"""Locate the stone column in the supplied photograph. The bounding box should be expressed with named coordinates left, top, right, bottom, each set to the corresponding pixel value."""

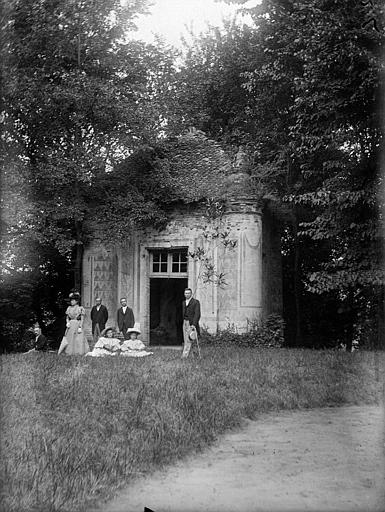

left=217, top=198, right=263, bottom=332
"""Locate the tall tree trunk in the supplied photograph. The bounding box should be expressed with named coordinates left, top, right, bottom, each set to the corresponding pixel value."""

left=337, top=291, right=355, bottom=352
left=286, top=157, right=303, bottom=345
left=74, top=220, right=83, bottom=293
left=344, top=294, right=354, bottom=352
left=293, top=207, right=302, bottom=345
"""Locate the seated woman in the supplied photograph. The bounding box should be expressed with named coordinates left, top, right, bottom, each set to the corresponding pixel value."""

left=85, top=327, right=120, bottom=357
left=120, top=325, right=153, bottom=358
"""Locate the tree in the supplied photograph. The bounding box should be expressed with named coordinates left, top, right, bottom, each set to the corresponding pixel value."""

left=1, top=0, right=180, bottom=346
left=246, top=0, right=384, bottom=348
left=1, top=0, right=176, bottom=288
left=168, top=0, right=384, bottom=347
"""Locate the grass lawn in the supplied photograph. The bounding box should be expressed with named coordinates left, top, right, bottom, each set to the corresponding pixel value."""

left=1, top=346, right=384, bottom=512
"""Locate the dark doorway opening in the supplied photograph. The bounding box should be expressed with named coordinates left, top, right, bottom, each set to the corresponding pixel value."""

left=150, top=278, right=187, bottom=345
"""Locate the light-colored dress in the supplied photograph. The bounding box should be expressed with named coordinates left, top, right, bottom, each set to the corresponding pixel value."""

left=120, top=338, right=153, bottom=358
left=85, top=336, right=121, bottom=357
left=62, top=305, right=89, bottom=355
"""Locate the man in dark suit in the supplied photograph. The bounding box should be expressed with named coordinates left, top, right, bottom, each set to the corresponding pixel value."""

left=25, top=324, right=48, bottom=352
left=90, top=297, right=109, bottom=343
left=117, top=297, right=135, bottom=339
left=181, top=287, right=201, bottom=358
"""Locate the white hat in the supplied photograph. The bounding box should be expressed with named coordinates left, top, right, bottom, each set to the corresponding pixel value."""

left=126, top=322, right=141, bottom=335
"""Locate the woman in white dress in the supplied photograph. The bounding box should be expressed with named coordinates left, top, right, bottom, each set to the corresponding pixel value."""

left=58, top=292, right=89, bottom=355
left=86, top=327, right=121, bottom=357
left=120, top=325, right=153, bottom=358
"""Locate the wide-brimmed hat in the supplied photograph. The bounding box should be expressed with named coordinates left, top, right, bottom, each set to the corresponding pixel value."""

left=101, top=327, right=115, bottom=336
left=126, top=322, right=141, bottom=335
left=189, top=326, right=198, bottom=341
left=69, top=292, right=80, bottom=301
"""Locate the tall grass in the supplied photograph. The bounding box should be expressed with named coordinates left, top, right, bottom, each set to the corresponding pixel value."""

left=0, top=347, right=384, bottom=512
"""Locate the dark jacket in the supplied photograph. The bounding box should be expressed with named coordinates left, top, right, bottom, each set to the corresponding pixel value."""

left=182, top=298, right=201, bottom=335
left=35, top=334, right=48, bottom=351
left=117, top=307, right=135, bottom=332
left=90, top=304, right=108, bottom=332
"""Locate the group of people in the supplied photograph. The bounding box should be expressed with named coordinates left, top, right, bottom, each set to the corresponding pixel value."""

left=53, top=287, right=201, bottom=358
left=56, top=293, right=142, bottom=357
left=86, top=325, right=153, bottom=358
left=89, top=296, right=136, bottom=343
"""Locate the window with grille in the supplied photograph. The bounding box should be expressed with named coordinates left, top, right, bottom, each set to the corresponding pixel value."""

left=152, top=251, right=168, bottom=273
left=150, top=249, right=188, bottom=277
left=172, top=251, right=187, bottom=273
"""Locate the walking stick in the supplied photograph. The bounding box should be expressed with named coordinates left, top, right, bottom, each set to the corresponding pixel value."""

left=196, top=330, right=201, bottom=359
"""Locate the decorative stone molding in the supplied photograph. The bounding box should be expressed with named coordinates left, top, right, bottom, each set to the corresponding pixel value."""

left=82, top=198, right=281, bottom=342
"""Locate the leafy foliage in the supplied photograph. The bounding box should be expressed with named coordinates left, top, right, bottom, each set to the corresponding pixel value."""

left=189, top=197, right=238, bottom=290
left=171, top=0, right=384, bottom=347
left=1, top=0, right=178, bottom=335
left=2, top=0, right=384, bottom=349
left=90, top=130, right=235, bottom=245
left=202, top=314, right=285, bottom=348
left=1, top=0, right=176, bottom=255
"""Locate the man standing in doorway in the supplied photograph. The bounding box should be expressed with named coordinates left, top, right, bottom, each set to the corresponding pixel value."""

left=117, top=298, right=135, bottom=339
left=90, top=297, right=108, bottom=343
left=181, top=288, right=201, bottom=358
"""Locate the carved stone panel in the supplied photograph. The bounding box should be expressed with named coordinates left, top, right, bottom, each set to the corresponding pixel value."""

left=239, top=228, right=262, bottom=308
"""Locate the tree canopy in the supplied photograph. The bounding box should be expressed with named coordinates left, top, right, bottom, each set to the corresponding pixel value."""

left=1, top=0, right=384, bottom=350
left=165, top=0, right=384, bottom=347
left=1, top=0, right=177, bottom=346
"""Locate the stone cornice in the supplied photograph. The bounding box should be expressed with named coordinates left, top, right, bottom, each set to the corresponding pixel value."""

left=225, top=196, right=262, bottom=215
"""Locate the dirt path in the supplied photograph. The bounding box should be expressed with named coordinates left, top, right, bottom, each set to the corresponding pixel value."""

left=92, top=405, right=385, bottom=512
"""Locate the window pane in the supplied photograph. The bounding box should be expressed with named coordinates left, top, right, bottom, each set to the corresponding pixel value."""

left=151, top=250, right=188, bottom=273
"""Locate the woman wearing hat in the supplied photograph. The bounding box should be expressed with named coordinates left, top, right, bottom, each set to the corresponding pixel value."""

left=58, top=292, right=89, bottom=355
left=120, top=324, right=153, bottom=357
left=85, top=327, right=120, bottom=357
